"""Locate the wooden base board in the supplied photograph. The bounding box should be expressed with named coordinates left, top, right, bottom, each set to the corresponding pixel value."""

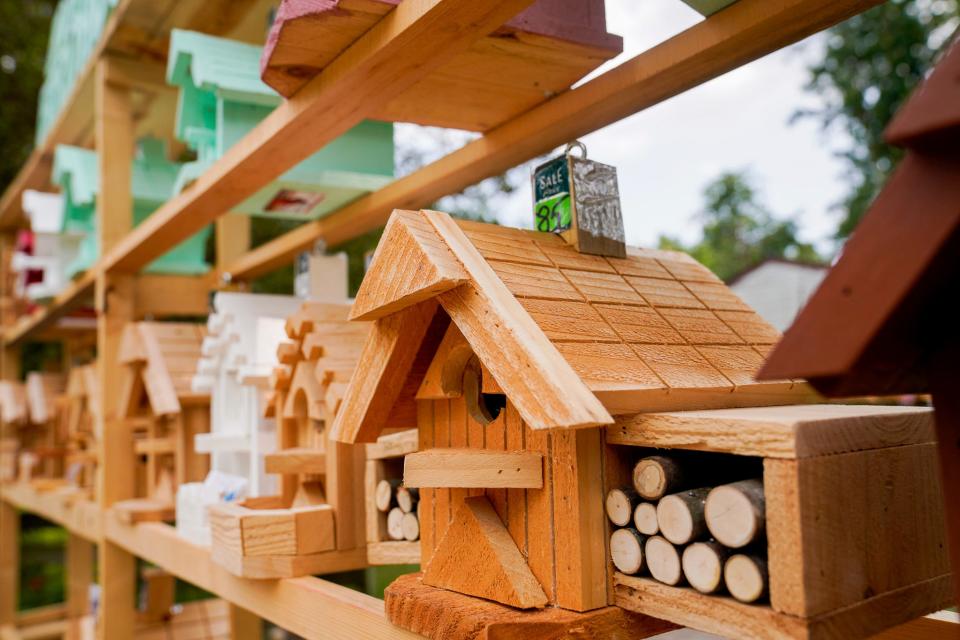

left=112, top=498, right=176, bottom=524
left=210, top=545, right=368, bottom=580
left=367, top=541, right=420, bottom=566
left=614, top=573, right=955, bottom=640
left=384, top=573, right=676, bottom=640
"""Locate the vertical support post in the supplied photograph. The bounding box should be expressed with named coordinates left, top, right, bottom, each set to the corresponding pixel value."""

left=216, top=215, right=251, bottom=281
left=0, top=499, right=18, bottom=631
left=931, top=339, right=960, bottom=606
left=228, top=605, right=262, bottom=640
left=95, top=58, right=137, bottom=640
left=66, top=534, right=94, bottom=618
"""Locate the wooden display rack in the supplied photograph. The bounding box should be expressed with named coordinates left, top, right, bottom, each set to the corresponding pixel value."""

left=1, top=1, right=956, bottom=639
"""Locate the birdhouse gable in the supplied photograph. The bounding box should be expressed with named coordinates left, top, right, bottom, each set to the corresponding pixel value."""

left=334, top=209, right=813, bottom=444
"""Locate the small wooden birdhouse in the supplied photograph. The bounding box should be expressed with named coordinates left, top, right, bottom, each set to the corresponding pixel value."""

left=21, top=372, right=66, bottom=483
left=0, top=381, right=27, bottom=482
left=61, top=364, right=99, bottom=497
left=51, top=139, right=211, bottom=278
left=208, top=301, right=371, bottom=579
left=14, top=190, right=82, bottom=301
left=331, top=209, right=950, bottom=639
left=178, top=293, right=303, bottom=546
left=167, top=30, right=394, bottom=220
left=112, top=322, right=210, bottom=524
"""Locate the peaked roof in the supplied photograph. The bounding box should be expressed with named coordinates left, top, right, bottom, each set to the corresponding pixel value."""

left=275, top=302, right=370, bottom=423
left=25, top=372, right=65, bottom=425
left=334, top=210, right=812, bottom=442
left=0, top=381, right=27, bottom=425
left=119, top=322, right=207, bottom=416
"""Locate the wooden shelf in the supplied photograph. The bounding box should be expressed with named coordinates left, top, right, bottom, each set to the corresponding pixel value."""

left=0, top=483, right=100, bottom=542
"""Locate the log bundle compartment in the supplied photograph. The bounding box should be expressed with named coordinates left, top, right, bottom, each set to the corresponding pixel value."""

left=365, top=429, right=422, bottom=566
left=603, top=404, right=951, bottom=640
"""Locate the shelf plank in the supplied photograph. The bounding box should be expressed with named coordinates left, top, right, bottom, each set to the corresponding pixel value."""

left=100, top=0, right=540, bottom=276
left=0, top=483, right=101, bottom=542
left=224, top=0, right=884, bottom=282
left=105, top=518, right=422, bottom=640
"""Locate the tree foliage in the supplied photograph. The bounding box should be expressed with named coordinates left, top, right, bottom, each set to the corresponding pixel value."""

left=796, top=0, right=959, bottom=237
left=659, top=171, right=820, bottom=282
left=0, top=0, right=57, bottom=191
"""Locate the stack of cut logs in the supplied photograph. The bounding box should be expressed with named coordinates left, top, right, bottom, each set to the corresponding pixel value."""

left=607, top=454, right=768, bottom=604
left=376, top=479, right=421, bottom=542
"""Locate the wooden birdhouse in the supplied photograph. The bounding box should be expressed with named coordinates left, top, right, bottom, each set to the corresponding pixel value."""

left=112, top=322, right=211, bottom=524
left=208, top=302, right=371, bottom=579
left=0, top=381, right=27, bottom=482
left=21, top=372, right=67, bottom=484
left=178, top=292, right=303, bottom=546
left=14, top=190, right=81, bottom=301
left=60, top=364, right=100, bottom=497
left=260, top=0, right=624, bottom=132
left=51, top=139, right=211, bottom=279
left=166, top=30, right=394, bottom=220
left=330, top=209, right=951, bottom=639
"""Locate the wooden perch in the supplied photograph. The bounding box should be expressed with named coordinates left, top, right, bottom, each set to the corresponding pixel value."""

left=633, top=456, right=687, bottom=500
left=263, top=448, right=326, bottom=475
left=404, top=448, right=542, bottom=489
left=633, top=502, right=659, bottom=536
left=656, top=488, right=710, bottom=545
left=605, top=487, right=640, bottom=527
left=610, top=528, right=646, bottom=575
left=645, top=535, right=684, bottom=586
left=424, top=496, right=548, bottom=609
left=705, top=479, right=765, bottom=548
left=725, top=553, right=768, bottom=604
left=682, top=541, right=729, bottom=595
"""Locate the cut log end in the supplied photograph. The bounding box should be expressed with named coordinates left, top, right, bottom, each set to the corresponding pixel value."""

left=633, top=456, right=682, bottom=500
left=633, top=502, right=659, bottom=536
left=681, top=541, right=728, bottom=594
left=397, top=486, right=420, bottom=513
left=644, top=535, right=683, bottom=586
left=705, top=479, right=765, bottom=549
left=387, top=507, right=406, bottom=541
left=724, top=554, right=768, bottom=604
left=656, top=487, right=710, bottom=545
left=606, top=487, right=640, bottom=527
left=401, top=511, right=420, bottom=541
left=610, top=528, right=646, bottom=575
left=376, top=478, right=399, bottom=512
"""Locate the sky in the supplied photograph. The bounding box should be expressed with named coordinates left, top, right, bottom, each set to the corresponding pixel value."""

left=398, top=0, right=856, bottom=256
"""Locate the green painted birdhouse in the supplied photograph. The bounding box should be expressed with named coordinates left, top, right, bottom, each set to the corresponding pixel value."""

left=167, top=30, right=394, bottom=221
left=52, top=139, right=211, bottom=278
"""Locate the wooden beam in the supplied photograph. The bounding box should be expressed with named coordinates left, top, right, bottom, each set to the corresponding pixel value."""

left=3, top=274, right=96, bottom=347
left=134, top=274, right=213, bottom=318
left=66, top=534, right=94, bottom=618
left=224, top=0, right=883, bottom=281
left=105, top=519, right=423, bottom=640
left=100, top=0, right=539, bottom=275
left=404, top=449, right=542, bottom=489
left=0, top=500, right=17, bottom=628
left=263, top=448, right=326, bottom=475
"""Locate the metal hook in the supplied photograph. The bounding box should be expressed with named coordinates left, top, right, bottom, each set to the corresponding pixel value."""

left=564, top=140, right=588, bottom=159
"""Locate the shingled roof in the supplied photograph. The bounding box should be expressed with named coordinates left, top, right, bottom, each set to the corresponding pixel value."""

left=333, top=210, right=813, bottom=442
left=119, top=322, right=208, bottom=416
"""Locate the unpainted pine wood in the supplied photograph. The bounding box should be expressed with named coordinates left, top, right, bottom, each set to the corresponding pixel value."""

left=385, top=573, right=675, bottom=640
left=465, top=402, right=486, bottom=498
left=426, top=210, right=612, bottom=432
left=423, top=497, right=547, bottom=609
left=331, top=300, right=439, bottom=443
left=764, top=444, right=950, bottom=618
left=404, top=448, right=542, bottom=489
left=227, top=604, right=261, bottom=640
left=447, top=398, right=469, bottom=510
left=524, top=415, right=555, bottom=604
left=351, top=210, right=467, bottom=321
left=367, top=541, right=421, bottom=566
left=484, top=410, right=508, bottom=523
left=238, top=505, right=335, bottom=557
left=504, top=404, right=526, bottom=555
left=551, top=427, right=609, bottom=611
left=608, top=404, right=934, bottom=458
left=417, top=401, right=435, bottom=565
left=264, top=449, right=326, bottom=475
left=0, top=500, right=17, bottom=627
left=415, top=323, right=473, bottom=400
left=366, top=428, right=419, bottom=460
left=325, top=433, right=368, bottom=551
left=431, top=399, right=451, bottom=557
left=66, top=534, right=94, bottom=618
left=215, top=215, right=250, bottom=273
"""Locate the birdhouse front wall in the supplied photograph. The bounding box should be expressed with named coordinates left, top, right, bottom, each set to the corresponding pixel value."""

left=416, top=394, right=609, bottom=612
